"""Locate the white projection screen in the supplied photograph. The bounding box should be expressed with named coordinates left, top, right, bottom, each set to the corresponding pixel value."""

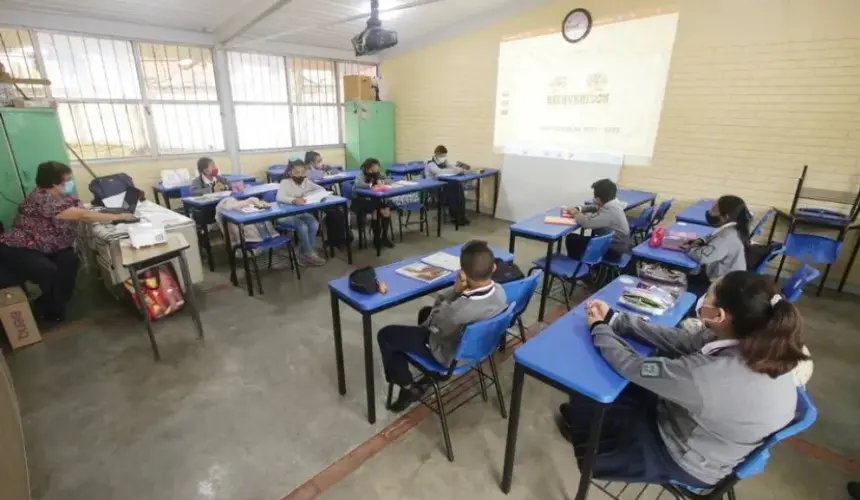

left=494, top=12, right=679, bottom=165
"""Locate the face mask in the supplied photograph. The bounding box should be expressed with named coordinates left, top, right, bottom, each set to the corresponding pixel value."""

left=705, top=212, right=721, bottom=226
left=292, top=177, right=305, bottom=185
left=694, top=295, right=706, bottom=318
left=366, top=172, right=379, bottom=180
left=436, top=156, right=447, bottom=164
left=61, top=179, right=76, bottom=196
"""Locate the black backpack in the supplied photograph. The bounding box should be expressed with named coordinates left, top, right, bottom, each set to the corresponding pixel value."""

left=88, top=173, right=139, bottom=207
left=746, top=242, right=783, bottom=272
left=324, top=209, right=353, bottom=246
left=492, top=258, right=524, bottom=284
left=349, top=267, right=378, bottom=294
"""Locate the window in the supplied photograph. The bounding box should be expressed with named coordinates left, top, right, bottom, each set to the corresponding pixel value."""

left=228, top=51, right=291, bottom=151
left=38, top=32, right=150, bottom=159
left=138, top=43, right=223, bottom=154
left=337, top=62, right=378, bottom=141
left=0, top=29, right=47, bottom=98
left=288, top=58, right=339, bottom=147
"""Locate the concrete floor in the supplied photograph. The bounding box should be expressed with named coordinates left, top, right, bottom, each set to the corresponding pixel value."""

left=4, top=214, right=859, bottom=500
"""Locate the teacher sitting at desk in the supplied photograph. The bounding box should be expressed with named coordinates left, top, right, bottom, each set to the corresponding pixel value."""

left=0, top=161, right=136, bottom=322
left=558, top=271, right=808, bottom=488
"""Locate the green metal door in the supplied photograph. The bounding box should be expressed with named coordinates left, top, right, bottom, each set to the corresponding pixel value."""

left=0, top=121, right=25, bottom=229
left=0, top=108, right=70, bottom=195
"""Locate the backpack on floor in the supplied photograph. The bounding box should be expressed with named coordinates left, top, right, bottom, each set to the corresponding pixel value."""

left=123, top=263, right=185, bottom=321
left=324, top=209, right=353, bottom=246
left=493, top=258, right=524, bottom=284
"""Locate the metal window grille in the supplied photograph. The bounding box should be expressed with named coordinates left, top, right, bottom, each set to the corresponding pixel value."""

left=37, top=32, right=151, bottom=159
left=138, top=43, right=223, bottom=155
left=227, top=51, right=292, bottom=151
left=288, top=57, right=339, bottom=147
left=0, top=29, right=47, bottom=99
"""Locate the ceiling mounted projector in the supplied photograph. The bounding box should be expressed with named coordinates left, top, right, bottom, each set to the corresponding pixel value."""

left=352, top=0, right=399, bottom=56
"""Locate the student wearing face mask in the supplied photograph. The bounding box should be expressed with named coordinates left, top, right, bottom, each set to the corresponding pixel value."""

left=557, top=271, right=808, bottom=488
left=681, top=195, right=750, bottom=296
left=190, top=157, right=229, bottom=196
left=0, top=162, right=136, bottom=322
left=353, top=158, right=396, bottom=249
left=425, top=145, right=471, bottom=226
left=276, top=160, right=326, bottom=266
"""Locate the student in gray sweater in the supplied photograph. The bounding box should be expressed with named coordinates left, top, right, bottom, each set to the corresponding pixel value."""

left=564, top=178, right=631, bottom=261
left=558, top=271, right=808, bottom=487
left=377, top=240, right=508, bottom=412
left=276, top=160, right=327, bottom=266
left=190, top=157, right=229, bottom=196
left=682, top=195, right=749, bottom=296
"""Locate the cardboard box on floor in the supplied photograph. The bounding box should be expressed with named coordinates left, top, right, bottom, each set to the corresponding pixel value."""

left=343, top=75, right=374, bottom=100
left=0, top=287, right=41, bottom=350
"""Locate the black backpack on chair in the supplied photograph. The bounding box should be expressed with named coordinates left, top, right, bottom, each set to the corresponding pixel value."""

left=492, top=258, right=524, bottom=284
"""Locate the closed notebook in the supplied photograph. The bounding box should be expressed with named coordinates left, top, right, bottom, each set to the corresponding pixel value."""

left=544, top=216, right=576, bottom=226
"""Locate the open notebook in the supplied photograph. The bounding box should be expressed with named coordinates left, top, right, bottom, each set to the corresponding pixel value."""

left=421, top=252, right=461, bottom=272
left=304, top=190, right=333, bottom=204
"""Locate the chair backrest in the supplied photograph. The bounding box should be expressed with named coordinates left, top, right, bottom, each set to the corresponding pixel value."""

left=751, top=209, right=774, bottom=238
left=259, top=190, right=278, bottom=203
left=735, top=388, right=817, bottom=480
left=781, top=264, right=820, bottom=303
left=179, top=185, right=192, bottom=198
left=451, top=303, right=516, bottom=369
left=652, top=199, right=673, bottom=225
left=501, top=273, right=541, bottom=318
left=630, top=206, right=655, bottom=233
left=784, top=233, right=842, bottom=264
left=752, top=245, right=784, bottom=274
left=581, top=233, right=614, bottom=264
left=269, top=164, right=287, bottom=182
left=341, top=180, right=354, bottom=199
left=389, top=172, right=406, bottom=181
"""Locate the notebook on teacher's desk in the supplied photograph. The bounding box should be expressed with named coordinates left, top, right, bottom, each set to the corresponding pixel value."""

left=396, top=262, right=451, bottom=284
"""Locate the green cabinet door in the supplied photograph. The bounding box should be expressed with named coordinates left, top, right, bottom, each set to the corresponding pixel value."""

left=344, top=101, right=395, bottom=172
left=0, top=108, right=70, bottom=195
left=0, top=126, right=25, bottom=229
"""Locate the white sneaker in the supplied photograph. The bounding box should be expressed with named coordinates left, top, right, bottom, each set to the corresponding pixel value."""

left=305, top=252, right=325, bottom=266
left=295, top=254, right=307, bottom=267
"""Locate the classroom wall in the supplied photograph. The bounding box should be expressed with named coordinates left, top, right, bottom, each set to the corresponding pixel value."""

left=381, top=0, right=860, bottom=286
left=70, top=147, right=346, bottom=196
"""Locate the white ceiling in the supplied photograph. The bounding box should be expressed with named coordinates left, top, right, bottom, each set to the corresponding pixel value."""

left=0, top=0, right=553, bottom=57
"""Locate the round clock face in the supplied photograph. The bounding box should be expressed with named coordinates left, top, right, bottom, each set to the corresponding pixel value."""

left=562, top=8, right=592, bottom=43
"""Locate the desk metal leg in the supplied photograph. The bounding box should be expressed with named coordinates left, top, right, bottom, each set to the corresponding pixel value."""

left=130, top=267, right=160, bottom=361
left=492, top=173, right=500, bottom=219
left=342, top=203, right=353, bottom=265
left=509, top=232, right=516, bottom=254
left=374, top=211, right=382, bottom=258
left=362, top=313, right=376, bottom=424
left=538, top=241, right=554, bottom=322
left=838, top=232, right=860, bottom=292
left=331, top=292, right=346, bottom=395
left=152, top=188, right=160, bottom=207
left=177, top=251, right=204, bottom=339
left=476, top=179, right=481, bottom=215
left=201, top=220, right=214, bottom=272
left=238, top=225, right=255, bottom=297
left=501, top=364, right=525, bottom=493
left=223, top=219, right=237, bottom=286
left=437, top=187, right=443, bottom=237
left=574, top=403, right=608, bottom=500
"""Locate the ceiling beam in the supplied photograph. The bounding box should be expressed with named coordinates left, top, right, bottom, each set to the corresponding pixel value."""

left=213, top=0, right=294, bottom=45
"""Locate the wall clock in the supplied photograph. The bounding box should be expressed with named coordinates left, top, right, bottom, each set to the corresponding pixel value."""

left=562, top=8, right=592, bottom=43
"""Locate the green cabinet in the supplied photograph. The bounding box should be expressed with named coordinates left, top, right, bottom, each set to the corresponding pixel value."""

left=344, top=100, right=394, bottom=172
left=0, top=108, right=70, bottom=229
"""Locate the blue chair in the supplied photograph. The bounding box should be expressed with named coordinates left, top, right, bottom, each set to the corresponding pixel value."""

left=180, top=185, right=217, bottom=271
left=781, top=264, right=821, bottom=303
left=529, top=233, right=614, bottom=309
left=266, top=164, right=287, bottom=183
left=651, top=199, right=674, bottom=229
left=775, top=232, right=842, bottom=296
left=392, top=303, right=516, bottom=462
left=629, top=205, right=656, bottom=244
left=389, top=171, right=429, bottom=241
left=751, top=208, right=775, bottom=239
left=501, top=273, right=541, bottom=344
left=595, top=388, right=817, bottom=500
left=234, top=224, right=299, bottom=295
left=752, top=244, right=784, bottom=274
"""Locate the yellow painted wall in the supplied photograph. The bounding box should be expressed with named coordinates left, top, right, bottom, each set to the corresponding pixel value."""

left=382, top=0, right=860, bottom=286
left=70, top=147, right=346, bottom=196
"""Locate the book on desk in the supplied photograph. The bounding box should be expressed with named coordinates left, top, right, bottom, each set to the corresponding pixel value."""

left=396, top=262, right=451, bottom=283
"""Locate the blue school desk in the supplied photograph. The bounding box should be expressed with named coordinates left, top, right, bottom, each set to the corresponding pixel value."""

left=179, top=182, right=280, bottom=209
left=675, top=199, right=714, bottom=225
left=354, top=178, right=447, bottom=256
left=508, top=208, right=581, bottom=322
left=500, top=275, right=696, bottom=499
left=328, top=244, right=514, bottom=424
left=266, top=164, right=345, bottom=182
left=585, top=189, right=657, bottom=211
left=386, top=163, right=426, bottom=178
left=631, top=222, right=714, bottom=270
left=437, top=169, right=501, bottom=220
left=313, top=170, right=358, bottom=194
left=151, top=174, right=257, bottom=209
left=221, top=196, right=352, bottom=296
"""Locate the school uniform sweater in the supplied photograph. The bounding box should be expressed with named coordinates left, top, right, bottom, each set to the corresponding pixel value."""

left=591, top=312, right=797, bottom=486
left=687, top=223, right=746, bottom=280
left=425, top=157, right=464, bottom=179
left=276, top=178, right=325, bottom=204
left=573, top=199, right=632, bottom=255
left=190, top=174, right=229, bottom=196
left=423, top=282, right=508, bottom=366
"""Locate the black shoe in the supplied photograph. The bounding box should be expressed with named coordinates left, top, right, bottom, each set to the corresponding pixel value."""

left=459, top=217, right=471, bottom=226
left=389, top=385, right=427, bottom=413
left=555, top=413, right=574, bottom=445
left=382, top=238, right=395, bottom=249
left=848, top=482, right=860, bottom=500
